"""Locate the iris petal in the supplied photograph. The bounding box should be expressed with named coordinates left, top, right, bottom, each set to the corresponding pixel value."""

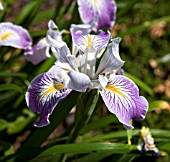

left=66, top=70, right=92, bottom=92
left=71, top=28, right=110, bottom=54
left=78, top=0, right=117, bottom=30
left=95, top=38, right=124, bottom=77
left=24, top=38, right=51, bottom=65
left=100, top=75, right=148, bottom=129
left=0, top=22, right=32, bottom=49
left=25, top=72, right=71, bottom=127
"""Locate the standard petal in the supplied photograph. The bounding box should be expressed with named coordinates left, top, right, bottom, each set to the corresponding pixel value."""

left=95, top=37, right=124, bottom=77
left=78, top=0, right=117, bottom=30
left=77, top=0, right=95, bottom=25
left=71, top=28, right=110, bottom=54
left=25, top=72, right=71, bottom=127
left=66, top=70, right=92, bottom=92
left=47, top=20, right=63, bottom=41
left=71, top=28, right=110, bottom=77
left=0, top=22, right=32, bottom=49
left=99, top=75, right=148, bottom=129
left=24, top=38, right=51, bottom=65
left=71, top=16, right=98, bottom=56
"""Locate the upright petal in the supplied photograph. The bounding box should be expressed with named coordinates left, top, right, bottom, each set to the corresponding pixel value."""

left=25, top=71, right=71, bottom=127
left=100, top=75, right=148, bottom=129
left=71, top=16, right=98, bottom=56
left=0, top=22, right=32, bottom=49
left=78, top=0, right=117, bottom=30
left=71, top=28, right=110, bottom=54
left=47, top=34, right=78, bottom=71
left=47, top=20, right=65, bottom=41
left=71, top=28, right=110, bottom=77
left=24, top=38, right=50, bottom=65
left=95, top=38, right=124, bottom=77
left=71, top=15, right=98, bottom=35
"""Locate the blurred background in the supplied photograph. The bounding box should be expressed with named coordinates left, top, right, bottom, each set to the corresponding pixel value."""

left=0, top=0, right=170, bottom=161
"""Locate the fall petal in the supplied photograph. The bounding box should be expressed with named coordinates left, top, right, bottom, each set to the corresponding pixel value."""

left=25, top=72, right=71, bottom=127
left=100, top=75, right=148, bottom=129
left=0, top=22, right=32, bottom=49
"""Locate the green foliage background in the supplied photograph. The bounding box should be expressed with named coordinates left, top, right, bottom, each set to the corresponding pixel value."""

left=0, top=0, right=170, bottom=161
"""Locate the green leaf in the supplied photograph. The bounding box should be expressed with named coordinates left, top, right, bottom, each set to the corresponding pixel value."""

left=0, top=118, right=9, bottom=131
left=0, top=71, right=27, bottom=78
left=127, top=120, right=133, bottom=145
left=15, top=0, right=45, bottom=25
left=113, top=154, right=136, bottom=162
left=0, top=84, right=23, bottom=93
left=83, top=129, right=139, bottom=142
left=7, top=109, right=36, bottom=135
left=60, top=90, right=99, bottom=161
left=149, top=100, right=170, bottom=112
left=68, top=90, right=99, bottom=143
left=124, top=72, right=153, bottom=96
left=29, top=30, right=47, bottom=37
left=32, top=9, right=55, bottom=24
left=6, top=91, right=80, bottom=162
left=80, top=114, right=118, bottom=134
left=151, top=129, right=170, bottom=139
left=35, top=55, right=56, bottom=75
left=118, top=16, right=170, bottom=37
left=117, top=0, right=138, bottom=19
left=40, top=143, right=137, bottom=156
left=78, top=151, right=115, bottom=162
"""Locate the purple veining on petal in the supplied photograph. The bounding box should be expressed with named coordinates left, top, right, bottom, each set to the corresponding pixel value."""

left=95, top=37, right=124, bottom=77
left=0, top=22, right=32, bottom=49
left=77, top=0, right=117, bottom=30
left=96, top=0, right=117, bottom=30
left=99, top=75, right=148, bottom=129
left=94, top=30, right=110, bottom=54
left=25, top=72, right=71, bottom=127
left=71, top=27, right=110, bottom=55
left=24, top=38, right=51, bottom=65
left=77, top=0, right=95, bottom=24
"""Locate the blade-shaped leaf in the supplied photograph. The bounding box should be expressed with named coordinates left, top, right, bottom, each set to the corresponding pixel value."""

left=40, top=142, right=137, bottom=156
left=6, top=91, right=79, bottom=162
left=149, top=100, right=170, bottom=112
left=0, top=84, right=23, bottom=93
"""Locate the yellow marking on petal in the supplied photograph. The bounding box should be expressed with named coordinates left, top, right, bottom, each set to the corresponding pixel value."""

left=93, top=0, right=97, bottom=4
left=87, top=35, right=92, bottom=48
left=98, top=49, right=105, bottom=56
left=41, top=83, right=64, bottom=97
left=61, top=67, right=70, bottom=71
left=1, top=32, right=14, bottom=41
left=105, top=84, right=126, bottom=98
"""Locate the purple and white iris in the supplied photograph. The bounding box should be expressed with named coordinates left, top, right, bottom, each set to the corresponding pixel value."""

left=0, top=22, right=32, bottom=49
left=77, top=0, right=117, bottom=30
left=25, top=25, right=148, bottom=129
left=24, top=20, right=65, bottom=65
left=0, top=21, right=65, bottom=65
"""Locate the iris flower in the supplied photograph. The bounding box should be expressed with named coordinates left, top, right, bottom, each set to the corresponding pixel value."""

left=138, top=126, right=160, bottom=156
left=0, top=21, right=67, bottom=65
left=26, top=26, right=148, bottom=129
left=24, top=20, right=65, bottom=65
left=77, top=0, right=117, bottom=30
left=0, top=22, right=32, bottom=49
